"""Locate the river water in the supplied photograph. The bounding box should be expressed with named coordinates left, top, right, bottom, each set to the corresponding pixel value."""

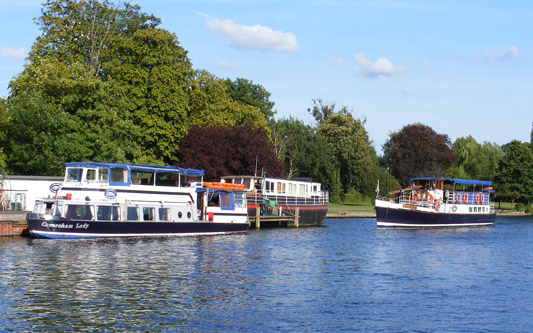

left=2, top=216, right=533, bottom=331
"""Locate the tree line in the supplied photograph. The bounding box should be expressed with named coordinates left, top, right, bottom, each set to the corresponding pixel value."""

left=0, top=0, right=531, bottom=209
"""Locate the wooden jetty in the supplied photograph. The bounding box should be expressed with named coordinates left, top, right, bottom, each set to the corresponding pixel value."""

left=250, top=207, right=301, bottom=228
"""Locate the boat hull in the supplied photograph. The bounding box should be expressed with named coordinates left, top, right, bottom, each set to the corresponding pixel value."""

left=27, top=218, right=248, bottom=239
left=375, top=206, right=495, bottom=227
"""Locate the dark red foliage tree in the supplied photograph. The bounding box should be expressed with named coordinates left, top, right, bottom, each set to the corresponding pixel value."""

left=177, top=124, right=284, bottom=181
left=383, top=123, right=457, bottom=186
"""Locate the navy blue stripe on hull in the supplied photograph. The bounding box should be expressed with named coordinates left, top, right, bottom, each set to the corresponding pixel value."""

left=375, top=207, right=495, bottom=227
left=28, top=219, right=248, bottom=239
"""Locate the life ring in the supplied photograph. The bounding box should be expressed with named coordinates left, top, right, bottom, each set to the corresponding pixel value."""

left=463, top=193, right=468, bottom=203
left=480, top=194, right=485, bottom=204
left=427, top=193, right=434, bottom=202
left=475, top=194, right=480, bottom=203
left=455, top=193, right=461, bottom=203
left=434, top=200, right=441, bottom=211
left=411, top=193, right=420, bottom=201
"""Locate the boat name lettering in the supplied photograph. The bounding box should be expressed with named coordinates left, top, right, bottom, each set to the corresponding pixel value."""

left=42, top=222, right=73, bottom=229
left=75, top=223, right=90, bottom=229
left=402, top=204, right=417, bottom=210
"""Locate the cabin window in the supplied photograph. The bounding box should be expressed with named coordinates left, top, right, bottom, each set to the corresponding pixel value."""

left=159, top=208, right=170, bottom=221
left=208, top=193, right=220, bottom=207
left=131, top=170, right=154, bottom=185
left=313, top=185, right=318, bottom=193
left=299, top=184, right=306, bottom=196
left=156, top=172, right=178, bottom=187
left=65, top=205, right=93, bottom=220
left=235, top=193, right=246, bottom=208
left=143, top=207, right=155, bottom=221
left=98, top=168, right=109, bottom=182
left=97, top=206, right=120, bottom=221
left=66, top=168, right=83, bottom=182
left=243, top=178, right=251, bottom=189
left=127, top=207, right=139, bottom=221
left=469, top=207, right=473, bottom=213
left=220, top=193, right=235, bottom=210
left=86, top=169, right=96, bottom=181
left=110, top=167, right=128, bottom=184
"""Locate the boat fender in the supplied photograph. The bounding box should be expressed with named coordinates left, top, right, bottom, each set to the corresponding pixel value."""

left=427, top=194, right=434, bottom=202
left=434, top=200, right=441, bottom=211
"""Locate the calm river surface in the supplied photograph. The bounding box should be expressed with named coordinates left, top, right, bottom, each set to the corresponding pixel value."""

left=2, top=216, right=533, bottom=331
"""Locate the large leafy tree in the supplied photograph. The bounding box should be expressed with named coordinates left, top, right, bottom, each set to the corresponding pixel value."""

left=316, top=112, right=374, bottom=193
left=383, top=123, right=457, bottom=186
left=446, top=135, right=503, bottom=180
left=6, top=61, right=140, bottom=175
left=270, top=117, right=341, bottom=200
left=0, top=98, right=8, bottom=169
left=224, top=78, right=276, bottom=122
left=187, top=71, right=268, bottom=130
left=177, top=124, right=283, bottom=181
left=495, top=140, right=533, bottom=205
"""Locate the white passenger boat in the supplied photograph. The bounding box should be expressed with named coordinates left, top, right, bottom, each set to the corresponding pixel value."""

left=375, top=177, right=496, bottom=227
left=27, top=162, right=249, bottom=238
left=221, top=175, right=329, bottom=226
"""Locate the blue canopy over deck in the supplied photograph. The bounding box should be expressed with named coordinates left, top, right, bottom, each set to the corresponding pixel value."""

left=65, top=162, right=205, bottom=177
left=409, top=177, right=492, bottom=186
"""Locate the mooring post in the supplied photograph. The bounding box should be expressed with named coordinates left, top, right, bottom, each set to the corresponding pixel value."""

left=255, top=206, right=261, bottom=229
left=294, top=207, right=300, bottom=227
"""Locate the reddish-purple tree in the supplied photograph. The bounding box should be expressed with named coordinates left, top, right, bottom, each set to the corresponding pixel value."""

left=383, top=123, right=457, bottom=186
left=177, top=124, right=284, bottom=181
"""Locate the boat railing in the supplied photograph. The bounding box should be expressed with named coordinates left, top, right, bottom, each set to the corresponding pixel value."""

left=385, top=190, right=494, bottom=211
left=249, top=191, right=329, bottom=206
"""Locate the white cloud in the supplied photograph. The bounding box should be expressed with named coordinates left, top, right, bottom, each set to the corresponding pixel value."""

left=464, top=46, right=519, bottom=65
left=216, top=61, right=239, bottom=69
left=482, top=46, right=518, bottom=64
left=402, top=88, right=412, bottom=95
left=354, top=53, right=403, bottom=78
left=0, top=46, right=26, bottom=59
left=329, top=57, right=345, bottom=66
left=205, top=18, right=298, bottom=52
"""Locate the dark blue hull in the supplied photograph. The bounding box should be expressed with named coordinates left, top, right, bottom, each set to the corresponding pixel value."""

left=27, top=218, right=248, bottom=239
left=375, top=206, right=495, bottom=227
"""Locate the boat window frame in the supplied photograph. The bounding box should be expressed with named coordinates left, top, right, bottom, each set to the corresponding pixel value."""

left=220, top=192, right=235, bottom=211
left=126, top=207, right=139, bottom=221
left=109, top=166, right=129, bottom=186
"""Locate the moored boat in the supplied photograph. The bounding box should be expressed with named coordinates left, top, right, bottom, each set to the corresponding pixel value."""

left=375, top=177, right=496, bottom=227
left=27, top=162, right=249, bottom=238
left=220, top=175, right=329, bottom=226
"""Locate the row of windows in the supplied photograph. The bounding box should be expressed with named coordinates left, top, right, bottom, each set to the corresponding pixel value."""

left=65, top=204, right=192, bottom=222
left=469, top=206, right=490, bottom=213
left=264, top=181, right=319, bottom=196
left=65, top=167, right=186, bottom=187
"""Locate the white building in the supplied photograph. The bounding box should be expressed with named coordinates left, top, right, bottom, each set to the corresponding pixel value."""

left=1, top=175, right=63, bottom=211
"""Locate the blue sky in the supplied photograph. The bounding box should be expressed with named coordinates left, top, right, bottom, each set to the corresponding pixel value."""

left=1, top=0, right=532, bottom=153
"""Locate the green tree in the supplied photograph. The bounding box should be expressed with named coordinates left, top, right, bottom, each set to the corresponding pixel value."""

left=6, top=61, right=140, bottom=175
left=188, top=71, right=268, bottom=130
left=225, top=78, right=276, bottom=122
left=270, top=117, right=340, bottom=200
left=106, top=27, right=193, bottom=164
left=0, top=98, right=8, bottom=169
left=446, top=136, right=503, bottom=180
left=384, top=123, right=457, bottom=186
left=495, top=140, right=533, bottom=205
left=307, top=97, right=349, bottom=124
left=317, top=112, right=374, bottom=194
